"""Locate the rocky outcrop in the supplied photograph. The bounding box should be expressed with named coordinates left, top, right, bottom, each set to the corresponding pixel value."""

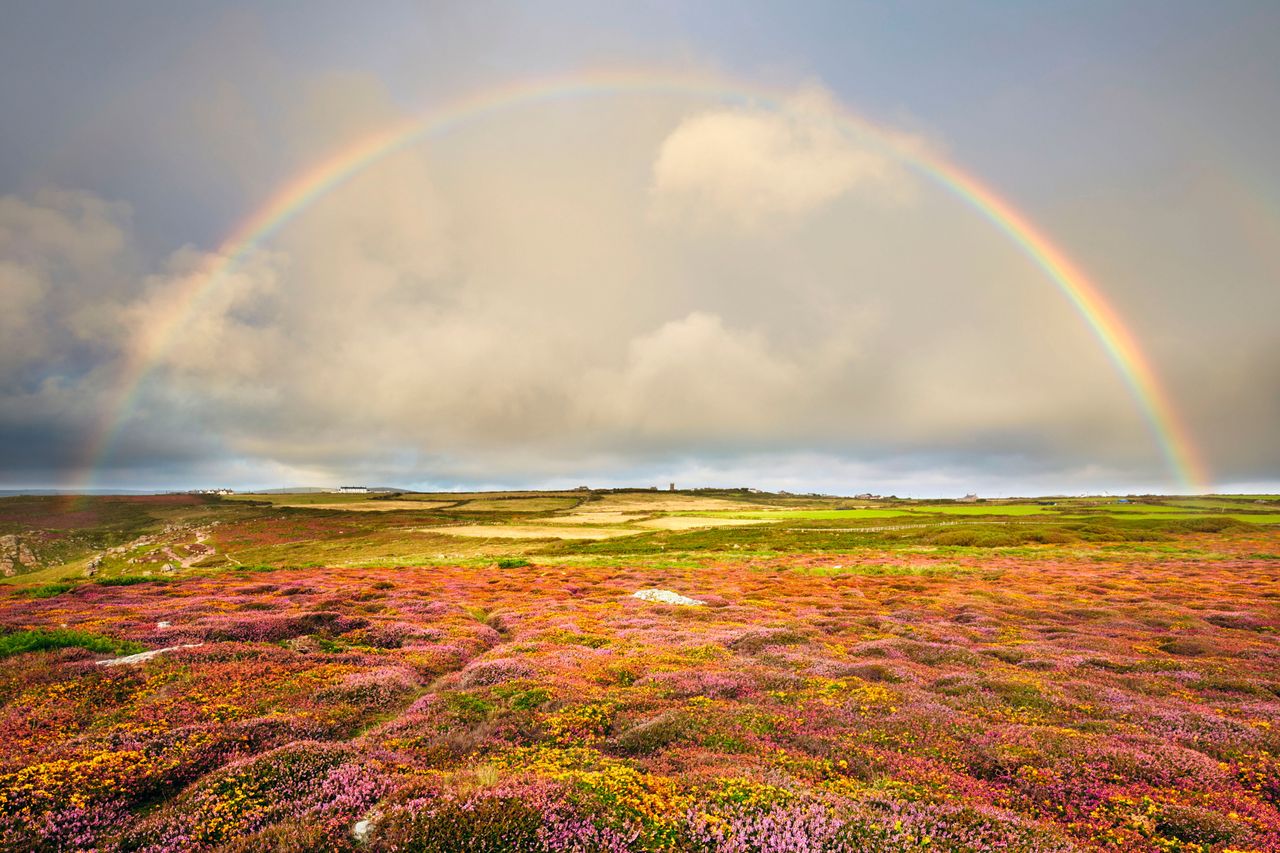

left=0, top=534, right=38, bottom=577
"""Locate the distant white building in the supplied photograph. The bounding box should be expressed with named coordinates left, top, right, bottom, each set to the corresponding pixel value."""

left=958, top=493, right=979, bottom=502
left=337, top=486, right=369, bottom=494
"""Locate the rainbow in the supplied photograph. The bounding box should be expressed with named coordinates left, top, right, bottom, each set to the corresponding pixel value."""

left=74, top=67, right=1212, bottom=493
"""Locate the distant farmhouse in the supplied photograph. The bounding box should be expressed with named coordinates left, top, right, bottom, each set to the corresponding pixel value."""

left=191, top=488, right=234, bottom=495
left=336, top=486, right=369, bottom=494
left=958, top=493, right=980, bottom=502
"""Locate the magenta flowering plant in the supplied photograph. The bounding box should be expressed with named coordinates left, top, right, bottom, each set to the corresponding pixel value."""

left=0, top=526, right=1278, bottom=850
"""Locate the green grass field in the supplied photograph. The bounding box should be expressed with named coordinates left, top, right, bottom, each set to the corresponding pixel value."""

left=2, top=490, right=1278, bottom=582
left=701, top=508, right=913, bottom=520
left=908, top=503, right=1055, bottom=516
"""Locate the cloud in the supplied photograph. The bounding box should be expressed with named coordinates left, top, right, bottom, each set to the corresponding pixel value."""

left=579, top=311, right=801, bottom=436
left=649, top=86, right=915, bottom=229
left=0, top=70, right=1276, bottom=494
left=0, top=189, right=136, bottom=383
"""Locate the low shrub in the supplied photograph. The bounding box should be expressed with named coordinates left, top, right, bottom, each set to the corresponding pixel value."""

left=612, top=712, right=689, bottom=756
left=320, top=667, right=420, bottom=708
left=371, top=794, right=546, bottom=852
left=458, top=657, right=536, bottom=688
left=728, top=628, right=807, bottom=653
left=841, top=663, right=904, bottom=683
left=201, top=611, right=365, bottom=642
left=1158, top=636, right=1212, bottom=657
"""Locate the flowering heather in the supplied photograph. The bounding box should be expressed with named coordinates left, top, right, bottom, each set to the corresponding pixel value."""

left=1, top=528, right=1279, bottom=851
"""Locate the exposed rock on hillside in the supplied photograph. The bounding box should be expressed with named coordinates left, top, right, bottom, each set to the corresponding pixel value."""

left=0, top=534, right=38, bottom=576
left=631, top=588, right=704, bottom=606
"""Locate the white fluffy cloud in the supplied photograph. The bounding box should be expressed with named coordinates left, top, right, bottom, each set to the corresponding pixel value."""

left=650, top=87, right=914, bottom=229
left=578, top=311, right=801, bottom=436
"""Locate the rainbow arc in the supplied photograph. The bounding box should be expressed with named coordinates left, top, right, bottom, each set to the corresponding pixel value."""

left=74, top=68, right=1211, bottom=494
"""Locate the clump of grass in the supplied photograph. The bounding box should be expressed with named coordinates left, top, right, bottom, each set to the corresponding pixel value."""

left=495, top=557, right=530, bottom=569
left=0, top=628, right=143, bottom=659
left=25, top=582, right=76, bottom=599
left=96, top=575, right=166, bottom=586
left=501, top=686, right=551, bottom=709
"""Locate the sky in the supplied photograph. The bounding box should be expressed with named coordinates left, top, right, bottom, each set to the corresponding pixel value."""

left=1, top=1, right=1278, bottom=497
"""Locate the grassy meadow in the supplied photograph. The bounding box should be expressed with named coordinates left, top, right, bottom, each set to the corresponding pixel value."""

left=1, top=489, right=1278, bottom=850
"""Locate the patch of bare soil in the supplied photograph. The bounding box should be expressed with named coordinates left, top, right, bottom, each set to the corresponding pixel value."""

left=542, top=511, right=649, bottom=525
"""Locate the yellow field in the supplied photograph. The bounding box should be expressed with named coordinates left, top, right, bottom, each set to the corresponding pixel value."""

left=420, top=524, right=643, bottom=540
left=582, top=493, right=773, bottom=513
left=455, top=497, right=582, bottom=512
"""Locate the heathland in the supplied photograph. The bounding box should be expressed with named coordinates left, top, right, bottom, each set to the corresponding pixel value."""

left=1, top=489, right=1278, bottom=851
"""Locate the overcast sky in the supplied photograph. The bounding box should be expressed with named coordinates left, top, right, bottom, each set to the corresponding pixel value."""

left=1, top=1, right=1278, bottom=496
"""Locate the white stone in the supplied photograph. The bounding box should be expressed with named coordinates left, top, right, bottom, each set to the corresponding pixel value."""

left=631, top=588, right=705, bottom=606
left=96, top=643, right=202, bottom=667
left=353, top=819, right=372, bottom=841
left=156, top=621, right=171, bottom=629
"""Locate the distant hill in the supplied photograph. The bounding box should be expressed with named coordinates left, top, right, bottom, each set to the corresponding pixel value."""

left=248, top=486, right=407, bottom=494
left=250, top=487, right=332, bottom=494
left=0, top=488, right=157, bottom=496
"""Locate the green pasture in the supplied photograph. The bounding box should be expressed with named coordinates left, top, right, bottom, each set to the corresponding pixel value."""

left=1064, top=503, right=1204, bottom=514
left=700, top=508, right=913, bottom=520
left=1061, top=509, right=1280, bottom=524
left=1163, top=498, right=1279, bottom=510
left=2, top=490, right=1277, bottom=582
left=913, top=504, right=1055, bottom=516
left=1193, top=513, right=1280, bottom=524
